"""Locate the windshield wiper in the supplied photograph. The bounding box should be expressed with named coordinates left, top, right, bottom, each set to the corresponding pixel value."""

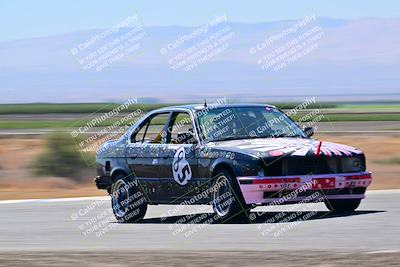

left=209, top=134, right=304, bottom=142
left=213, top=136, right=250, bottom=142
left=269, top=134, right=304, bottom=138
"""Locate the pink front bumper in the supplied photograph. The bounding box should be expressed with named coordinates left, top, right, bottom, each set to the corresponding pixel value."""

left=236, top=172, right=372, bottom=205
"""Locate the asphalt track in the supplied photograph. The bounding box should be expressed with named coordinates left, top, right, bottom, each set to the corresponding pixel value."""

left=0, top=190, right=399, bottom=252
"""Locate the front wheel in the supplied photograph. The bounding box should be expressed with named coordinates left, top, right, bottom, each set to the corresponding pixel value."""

left=211, top=169, right=250, bottom=221
left=325, top=199, right=361, bottom=213
left=110, top=175, right=148, bottom=223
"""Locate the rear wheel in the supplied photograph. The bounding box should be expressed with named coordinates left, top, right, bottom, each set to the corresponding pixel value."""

left=325, top=199, right=361, bottom=213
left=110, top=175, right=148, bottom=223
left=211, top=169, right=250, bottom=222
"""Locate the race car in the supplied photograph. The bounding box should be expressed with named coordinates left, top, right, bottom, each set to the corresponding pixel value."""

left=95, top=104, right=372, bottom=222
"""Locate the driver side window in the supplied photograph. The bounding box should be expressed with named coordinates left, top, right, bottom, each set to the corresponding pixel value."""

left=131, top=113, right=170, bottom=143
left=167, top=112, right=196, bottom=144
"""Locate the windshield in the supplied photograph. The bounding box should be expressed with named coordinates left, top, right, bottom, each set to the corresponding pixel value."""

left=196, top=106, right=305, bottom=142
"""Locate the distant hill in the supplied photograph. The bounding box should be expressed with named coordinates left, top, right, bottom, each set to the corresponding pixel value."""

left=0, top=17, right=399, bottom=103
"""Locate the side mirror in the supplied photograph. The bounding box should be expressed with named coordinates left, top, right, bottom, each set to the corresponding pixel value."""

left=303, top=126, right=314, bottom=137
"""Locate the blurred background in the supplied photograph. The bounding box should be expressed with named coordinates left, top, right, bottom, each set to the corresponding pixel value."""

left=0, top=1, right=399, bottom=265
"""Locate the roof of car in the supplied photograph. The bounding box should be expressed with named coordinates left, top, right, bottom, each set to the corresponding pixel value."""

left=153, top=103, right=277, bottom=112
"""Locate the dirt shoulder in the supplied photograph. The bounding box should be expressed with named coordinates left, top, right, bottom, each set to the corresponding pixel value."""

left=0, top=251, right=399, bottom=267
left=0, top=137, right=104, bottom=200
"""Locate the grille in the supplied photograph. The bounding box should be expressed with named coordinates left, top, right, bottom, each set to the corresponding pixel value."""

left=261, top=155, right=365, bottom=176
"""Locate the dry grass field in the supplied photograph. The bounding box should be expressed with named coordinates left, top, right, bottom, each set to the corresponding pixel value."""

left=0, top=135, right=399, bottom=200
left=0, top=137, right=100, bottom=200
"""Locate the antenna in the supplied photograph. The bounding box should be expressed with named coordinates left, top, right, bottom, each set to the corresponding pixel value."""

left=204, top=99, right=207, bottom=107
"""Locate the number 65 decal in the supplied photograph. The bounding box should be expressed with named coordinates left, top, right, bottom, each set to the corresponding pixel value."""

left=172, top=147, right=192, bottom=185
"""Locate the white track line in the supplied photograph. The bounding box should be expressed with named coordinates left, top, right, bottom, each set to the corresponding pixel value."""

left=365, top=250, right=400, bottom=254
left=0, top=196, right=108, bottom=205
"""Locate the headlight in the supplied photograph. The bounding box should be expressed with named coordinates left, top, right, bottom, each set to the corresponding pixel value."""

left=341, top=156, right=365, bottom=172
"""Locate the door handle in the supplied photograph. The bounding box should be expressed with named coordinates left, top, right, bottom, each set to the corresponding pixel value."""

left=162, top=156, right=168, bottom=159
left=130, top=156, right=137, bottom=159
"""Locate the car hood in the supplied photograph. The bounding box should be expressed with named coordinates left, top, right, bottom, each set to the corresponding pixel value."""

left=206, top=138, right=363, bottom=158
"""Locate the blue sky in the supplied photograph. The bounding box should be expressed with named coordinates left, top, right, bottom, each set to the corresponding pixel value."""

left=0, top=0, right=399, bottom=42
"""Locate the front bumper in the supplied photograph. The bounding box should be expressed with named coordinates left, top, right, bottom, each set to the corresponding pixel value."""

left=237, top=172, right=372, bottom=205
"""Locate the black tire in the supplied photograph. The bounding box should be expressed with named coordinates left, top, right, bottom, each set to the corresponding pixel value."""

left=110, top=175, right=148, bottom=223
left=211, top=169, right=250, bottom=222
left=325, top=199, right=361, bottom=213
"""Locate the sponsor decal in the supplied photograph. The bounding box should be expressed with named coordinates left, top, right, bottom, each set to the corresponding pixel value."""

left=172, top=147, right=192, bottom=185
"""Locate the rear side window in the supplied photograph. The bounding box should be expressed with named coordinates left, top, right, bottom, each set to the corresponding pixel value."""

left=133, top=121, right=148, bottom=143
